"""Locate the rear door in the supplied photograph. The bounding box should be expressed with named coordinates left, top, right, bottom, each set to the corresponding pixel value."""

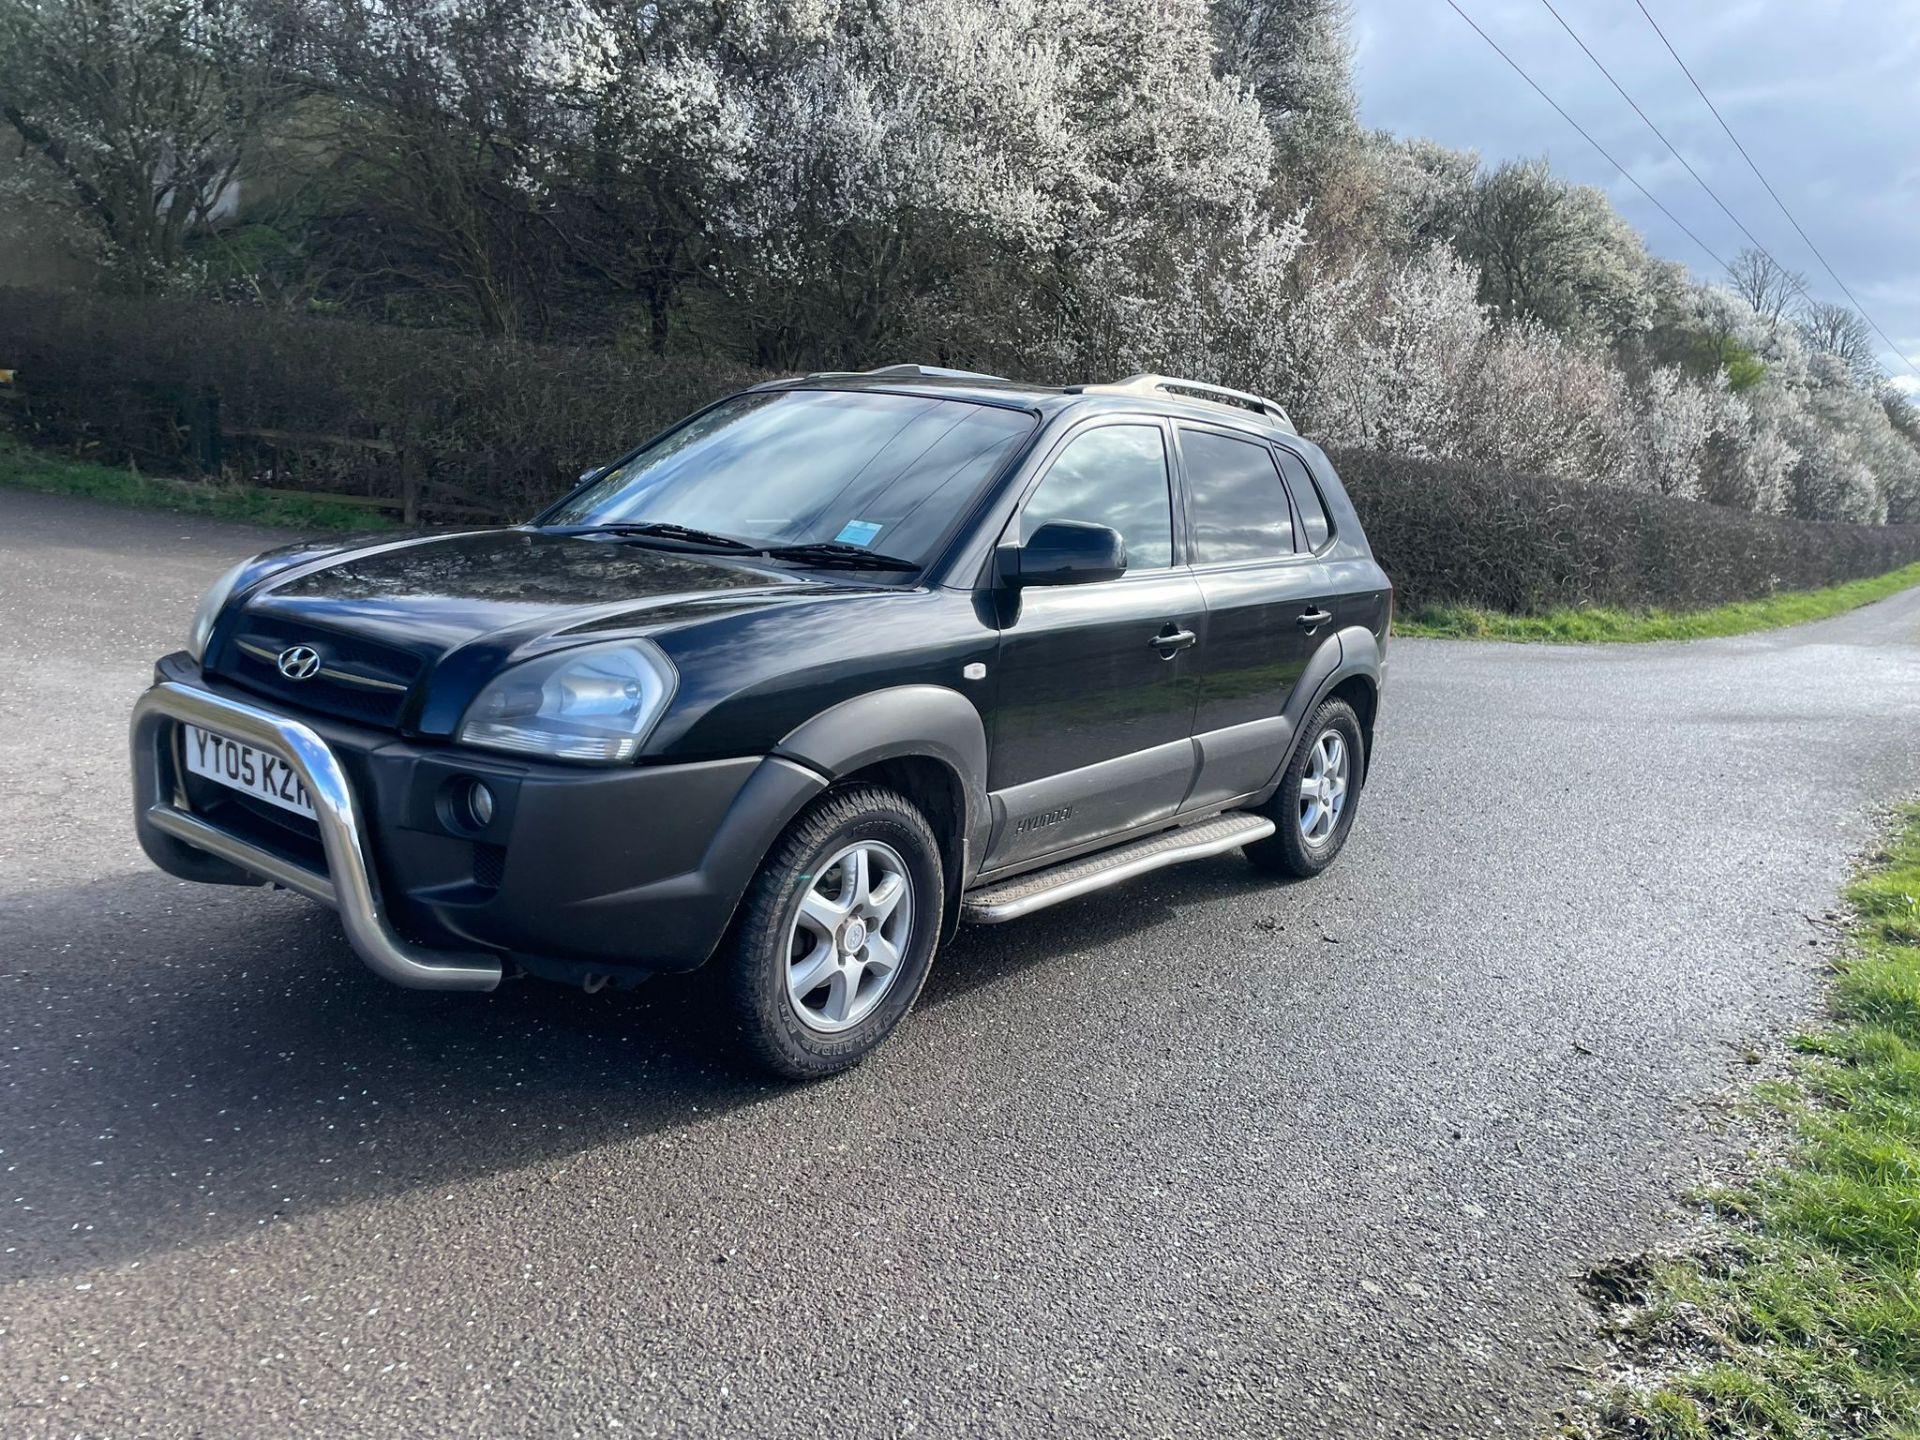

left=984, top=419, right=1205, bottom=869
left=1176, top=423, right=1329, bottom=811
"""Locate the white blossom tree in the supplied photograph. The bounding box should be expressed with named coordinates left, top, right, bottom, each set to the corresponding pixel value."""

left=1281, top=243, right=1486, bottom=457
left=1209, top=0, right=1356, bottom=199
left=1026, top=0, right=1278, bottom=376
left=1619, top=367, right=1718, bottom=499
left=0, top=0, right=306, bottom=290
left=719, top=0, right=1082, bottom=367
left=1456, top=320, right=1630, bottom=480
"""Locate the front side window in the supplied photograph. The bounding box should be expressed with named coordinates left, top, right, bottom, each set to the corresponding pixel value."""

left=1182, top=428, right=1294, bottom=564
left=1019, top=424, right=1173, bottom=570
left=546, top=390, right=1037, bottom=566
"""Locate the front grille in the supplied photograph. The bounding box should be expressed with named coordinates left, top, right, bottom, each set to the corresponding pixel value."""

left=217, top=622, right=423, bottom=729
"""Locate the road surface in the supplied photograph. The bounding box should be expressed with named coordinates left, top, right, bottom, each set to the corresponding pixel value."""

left=3, top=487, right=1917, bottom=1438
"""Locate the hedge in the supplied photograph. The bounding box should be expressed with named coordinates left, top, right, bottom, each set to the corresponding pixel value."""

left=6, top=286, right=1919, bottom=612
left=1332, top=448, right=1920, bottom=612
left=0, top=287, right=760, bottom=521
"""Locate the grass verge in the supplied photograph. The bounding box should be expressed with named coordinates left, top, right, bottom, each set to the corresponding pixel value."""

left=1566, top=806, right=1920, bottom=1439
left=0, top=440, right=390, bottom=532
left=1400, top=563, right=1920, bottom=642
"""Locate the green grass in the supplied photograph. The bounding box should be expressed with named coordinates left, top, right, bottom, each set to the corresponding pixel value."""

left=1400, top=562, right=1920, bottom=643
left=0, top=439, right=391, bottom=532
left=1568, top=807, right=1920, bottom=1439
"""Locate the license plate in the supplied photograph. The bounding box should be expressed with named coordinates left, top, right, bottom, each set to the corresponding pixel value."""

left=181, top=725, right=316, bottom=820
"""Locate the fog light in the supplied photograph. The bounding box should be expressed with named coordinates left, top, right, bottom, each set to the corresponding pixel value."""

left=461, top=779, right=495, bottom=829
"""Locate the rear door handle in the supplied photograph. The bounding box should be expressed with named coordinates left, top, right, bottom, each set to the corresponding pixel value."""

left=1296, top=608, right=1333, bottom=631
left=1150, top=626, right=1198, bottom=656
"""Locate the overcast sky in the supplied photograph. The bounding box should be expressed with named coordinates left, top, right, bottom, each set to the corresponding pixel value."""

left=1350, top=0, right=1920, bottom=390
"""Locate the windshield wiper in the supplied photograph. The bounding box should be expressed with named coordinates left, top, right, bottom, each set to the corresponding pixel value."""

left=574, top=521, right=758, bottom=552
left=572, top=524, right=916, bottom=570
left=756, top=542, right=919, bottom=572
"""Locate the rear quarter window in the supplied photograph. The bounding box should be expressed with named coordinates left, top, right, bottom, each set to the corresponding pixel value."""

left=1278, top=451, right=1333, bottom=551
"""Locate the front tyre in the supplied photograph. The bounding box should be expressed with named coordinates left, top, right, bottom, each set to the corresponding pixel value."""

left=725, top=784, right=943, bottom=1079
left=1245, top=697, right=1363, bottom=879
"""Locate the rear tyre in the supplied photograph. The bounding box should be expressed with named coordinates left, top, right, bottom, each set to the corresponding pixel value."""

left=724, top=784, right=943, bottom=1080
left=1245, top=697, right=1363, bottom=879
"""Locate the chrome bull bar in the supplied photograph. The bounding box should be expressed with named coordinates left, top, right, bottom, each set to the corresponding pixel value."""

left=130, top=680, right=503, bottom=992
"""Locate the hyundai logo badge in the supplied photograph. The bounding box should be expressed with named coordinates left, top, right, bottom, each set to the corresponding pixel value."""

left=276, top=645, right=323, bottom=681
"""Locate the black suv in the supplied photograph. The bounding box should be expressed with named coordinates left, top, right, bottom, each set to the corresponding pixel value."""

left=131, top=367, right=1392, bottom=1076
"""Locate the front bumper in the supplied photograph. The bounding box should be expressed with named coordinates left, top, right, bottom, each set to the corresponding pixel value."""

left=133, top=679, right=504, bottom=991
left=130, top=665, right=825, bottom=988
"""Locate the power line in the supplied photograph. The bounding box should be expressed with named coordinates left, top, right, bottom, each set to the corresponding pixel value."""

left=1531, top=1, right=1829, bottom=333
left=1631, top=0, right=1920, bottom=379
left=1440, top=0, right=1730, bottom=275
left=1534, top=1, right=1779, bottom=264
left=1452, top=0, right=1920, bottom=383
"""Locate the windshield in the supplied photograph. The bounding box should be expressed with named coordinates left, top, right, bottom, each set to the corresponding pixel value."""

left=545, top=389, right=1038, bottom=567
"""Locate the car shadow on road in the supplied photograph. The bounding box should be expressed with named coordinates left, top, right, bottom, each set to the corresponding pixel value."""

left=2, top=856, right=1279, bottom=1285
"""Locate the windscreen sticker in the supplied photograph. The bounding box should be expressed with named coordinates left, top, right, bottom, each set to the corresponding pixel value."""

left=834, top=520, right=884, bottom=547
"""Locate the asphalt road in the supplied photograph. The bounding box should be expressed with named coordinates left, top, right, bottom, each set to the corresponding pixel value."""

left=3, top=486, right=1918, bottom=1439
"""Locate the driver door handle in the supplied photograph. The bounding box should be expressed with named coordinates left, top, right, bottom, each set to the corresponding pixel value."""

left=1150, top=626, right=1198, bottom=656
left=1296, top=608, right=1333, bottom=631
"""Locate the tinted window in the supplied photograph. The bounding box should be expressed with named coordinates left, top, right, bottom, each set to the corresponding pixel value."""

left=1279, top=451, right=1332, bottom=551
left=1020, top=424, right=1173, bottom=570
left=1183, top=429, right=1293, bottom=563
left=547, top=390, right=1036, bottom=565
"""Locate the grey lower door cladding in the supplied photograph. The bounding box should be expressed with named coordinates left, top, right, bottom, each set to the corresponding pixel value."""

left=983, top=737, right=1197, bottom=869
left=1185, top=716, right=1292, bottom=811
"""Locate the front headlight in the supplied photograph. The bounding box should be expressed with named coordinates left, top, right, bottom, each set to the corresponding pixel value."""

left=457, top=641, right=677, bottom=764
left=187, top=559, right=253, bottom=662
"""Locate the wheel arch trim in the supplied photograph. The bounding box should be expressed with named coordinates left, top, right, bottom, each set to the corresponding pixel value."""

left=771, top=685, right=991, bottom=884
left=1260, top=626, right=1381, bottom=796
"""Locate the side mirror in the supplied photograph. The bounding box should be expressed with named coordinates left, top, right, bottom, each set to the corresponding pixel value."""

left=1004, top=520, right=1128, bottom=587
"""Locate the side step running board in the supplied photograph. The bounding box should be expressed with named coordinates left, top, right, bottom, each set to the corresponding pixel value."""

left=962, top=812, right=1276, bottom=923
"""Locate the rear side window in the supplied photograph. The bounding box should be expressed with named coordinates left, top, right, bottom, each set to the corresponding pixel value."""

left=1181, top=429, right=1293, bottom=564
left=1020, top=424, right=1174, bottom=570
left=1278, top=451, right=1333, bottom=551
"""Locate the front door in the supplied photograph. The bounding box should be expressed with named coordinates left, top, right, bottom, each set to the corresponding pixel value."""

left=984, top=420, right=1203, bottom=869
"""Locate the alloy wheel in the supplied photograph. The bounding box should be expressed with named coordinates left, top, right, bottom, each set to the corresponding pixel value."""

left=784, top=840, right=915, bottom=1033
left=1298, top=730, right=1350, bottom=846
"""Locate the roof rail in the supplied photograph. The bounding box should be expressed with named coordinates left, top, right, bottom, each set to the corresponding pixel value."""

left=860, top=363, right=1011, bottom=382
left=1070, top=374, right=1295, bottom=432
